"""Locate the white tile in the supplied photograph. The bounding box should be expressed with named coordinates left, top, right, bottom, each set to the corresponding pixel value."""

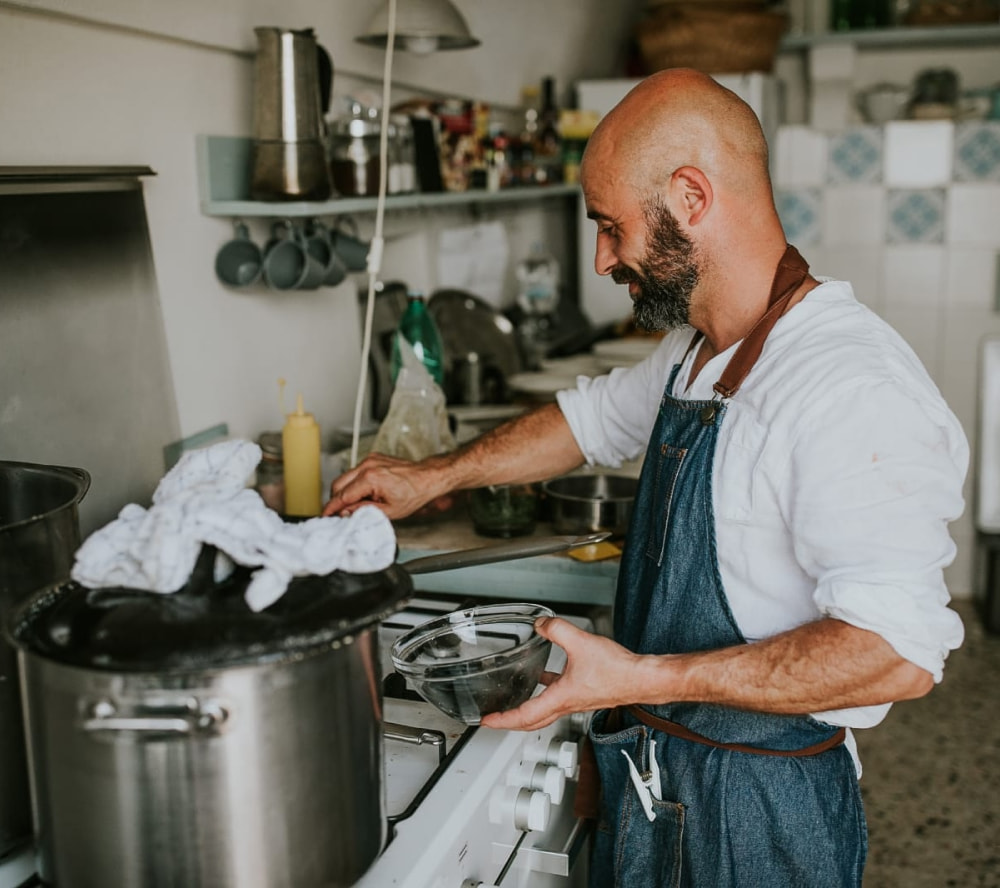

left=815, top=246, right=884, bottom=314
left=808, top=43, right=857, bottom=80
left=940, top=306, right=1000, bottom=447
left=947, top=184, right=1000, bottom=246
left=884, top=121, right=954, bottom=188
left=810, top=80, right=852, bottom=132
left=882, top=303, right=942, bottom=378
left=945, top=248, right=999, bottom=309
left=822, top=185, right=885, bottom=246
left=777, top=189, right=823, bottom=244
left=774, top=126, right=828, bottom=187
left=883, top=245, right=946, bottom=309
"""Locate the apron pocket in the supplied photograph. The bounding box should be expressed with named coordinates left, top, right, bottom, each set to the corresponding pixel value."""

left=645, top=443, right=687, bottom=565
left=589, top=710, right=686, bottom=888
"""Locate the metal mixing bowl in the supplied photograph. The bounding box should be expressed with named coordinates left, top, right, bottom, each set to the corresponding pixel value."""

left=390, top=603, right=553, bottom=724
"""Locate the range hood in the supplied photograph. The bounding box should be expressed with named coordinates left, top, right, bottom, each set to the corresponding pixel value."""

left=0, top=165, right=156, bottom=194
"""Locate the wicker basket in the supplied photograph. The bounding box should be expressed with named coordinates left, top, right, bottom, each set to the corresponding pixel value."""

left=636, top=2, right=789, bottom=75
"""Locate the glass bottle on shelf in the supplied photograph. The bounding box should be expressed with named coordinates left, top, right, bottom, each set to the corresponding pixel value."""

left=390, top=291, right=446, bottom=387
left=533, top=77, right=563, bottom=186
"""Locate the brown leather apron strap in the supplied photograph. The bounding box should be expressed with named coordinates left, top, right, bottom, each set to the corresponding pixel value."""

left=713, top=244, right=810, bottom=400
left=625, top=705, right=846, bottom=758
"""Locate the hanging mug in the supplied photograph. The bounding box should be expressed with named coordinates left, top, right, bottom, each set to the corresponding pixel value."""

left=331, top=216, right=370, bottom=272
left=215, top=221, right=263, bottom=288
left=262, top=220, right=326, bottom=291
left=303, top=220, right=348, bottom=286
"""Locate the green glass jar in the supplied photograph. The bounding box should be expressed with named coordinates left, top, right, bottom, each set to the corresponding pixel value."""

left=467, top=484, right=539, bottom=538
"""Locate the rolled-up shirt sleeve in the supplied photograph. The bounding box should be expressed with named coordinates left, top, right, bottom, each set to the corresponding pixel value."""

left=782, top=378, right=969, bottom=681
left=556, top=339, right=678, bottom=468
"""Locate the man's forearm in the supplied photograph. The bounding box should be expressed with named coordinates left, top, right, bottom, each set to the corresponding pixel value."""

left=635, top=617, right=934, bottom=715
left=439, top=402, right=587, bottom=492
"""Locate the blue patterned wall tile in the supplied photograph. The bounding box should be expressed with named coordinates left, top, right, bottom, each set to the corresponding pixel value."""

left=887, top=189, right=946, bottom=244
left=776, top=189, right=822, bottom=244
left=954, top=122, right=1000, bottom=182
left=827, top=127, right=883, bottom=184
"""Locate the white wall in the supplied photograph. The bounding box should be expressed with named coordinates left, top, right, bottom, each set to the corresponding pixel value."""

left=0, top=0, right=644, bottom=456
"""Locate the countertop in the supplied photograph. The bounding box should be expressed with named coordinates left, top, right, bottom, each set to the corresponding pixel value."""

left=395, top=516, right=620, bottom=607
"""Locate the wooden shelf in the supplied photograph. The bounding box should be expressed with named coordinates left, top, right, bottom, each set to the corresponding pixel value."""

left=196, top=135, right=579, bottom=218
left=781, top=22, right=1000, bottom=51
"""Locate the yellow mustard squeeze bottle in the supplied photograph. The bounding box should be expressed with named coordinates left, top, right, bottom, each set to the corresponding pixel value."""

left=282, top=392, right=321, bottom=517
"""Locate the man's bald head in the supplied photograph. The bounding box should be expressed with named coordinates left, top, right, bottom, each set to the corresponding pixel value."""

left=581, top=69, right=772, bottom=202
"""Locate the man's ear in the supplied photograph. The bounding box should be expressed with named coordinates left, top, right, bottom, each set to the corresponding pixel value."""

left=670, top=166, right=713, bottom=226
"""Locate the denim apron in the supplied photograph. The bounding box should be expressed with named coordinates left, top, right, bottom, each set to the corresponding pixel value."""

left=588, top=246, right=867, bottom=888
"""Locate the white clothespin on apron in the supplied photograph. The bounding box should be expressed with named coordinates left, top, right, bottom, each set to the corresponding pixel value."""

left=621, top=739, right=662, bottom=822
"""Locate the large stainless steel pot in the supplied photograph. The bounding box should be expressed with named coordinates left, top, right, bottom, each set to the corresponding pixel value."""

left=10, top=547, right=410, bottom=888
left=9, top=532, right=605, bottom=887
left=0, top=460, right=89, bottom=856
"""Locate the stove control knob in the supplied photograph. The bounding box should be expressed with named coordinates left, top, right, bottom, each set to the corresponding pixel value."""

left=525, top=736, right=579, bottom=774
left=507, top=761, right=566, bottom=805
left=568, top=710, right=593, bottom=735
left=489, top=784, right=552, bottom=832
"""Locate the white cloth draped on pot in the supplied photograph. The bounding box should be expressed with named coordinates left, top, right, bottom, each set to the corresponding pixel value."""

left=71, top=438, right=396, bottom=612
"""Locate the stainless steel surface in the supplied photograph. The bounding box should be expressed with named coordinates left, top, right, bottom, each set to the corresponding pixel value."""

left=400, top=532, right=610, bottom=575
left=542, top=474, right=637, bottom=537
left=0, top=461, right=88, bottom=856
left=249, top=27, right=332, bottom=201
left=18, top=633, right=386, bottom=888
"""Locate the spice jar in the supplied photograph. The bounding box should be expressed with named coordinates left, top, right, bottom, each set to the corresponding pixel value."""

left=255, top=431, right=285, bottom=514
left=328, top=102, right=381, bottom=197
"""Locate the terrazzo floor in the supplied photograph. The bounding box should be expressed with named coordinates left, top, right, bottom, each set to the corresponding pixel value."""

left=856, top=598, right=1000, bottom=887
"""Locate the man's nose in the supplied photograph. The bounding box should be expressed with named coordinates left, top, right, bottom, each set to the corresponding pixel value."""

left=594, top=237, right=616, bottom=277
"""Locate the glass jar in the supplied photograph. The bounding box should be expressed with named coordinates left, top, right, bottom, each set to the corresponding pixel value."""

left=328, top=103, right=381, bottom=197
left=467, top=484, right=539, bottom=538
left=255, top=431, right=285, bottom=514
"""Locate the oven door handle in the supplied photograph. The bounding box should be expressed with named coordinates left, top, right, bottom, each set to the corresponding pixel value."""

left=492, top=815, right=593, bottom=878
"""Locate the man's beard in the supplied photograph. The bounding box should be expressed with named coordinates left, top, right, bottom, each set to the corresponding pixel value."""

left=611, top=202, right=700, bottom=332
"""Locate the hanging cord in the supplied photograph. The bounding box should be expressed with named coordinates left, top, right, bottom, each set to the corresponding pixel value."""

left=350, top=0, right=397, bottom=469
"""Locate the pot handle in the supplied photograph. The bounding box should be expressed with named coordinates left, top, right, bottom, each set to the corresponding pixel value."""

left=400, top=532, right=611, bottom=575
left=82, top=697, right=228, bottom=737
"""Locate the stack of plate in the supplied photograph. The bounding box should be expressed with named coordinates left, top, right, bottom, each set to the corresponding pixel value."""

left=592, top=337, right=663, bottom=370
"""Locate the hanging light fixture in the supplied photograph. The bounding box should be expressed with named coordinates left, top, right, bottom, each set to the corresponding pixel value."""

left=356, top=0, right=480, bottom=55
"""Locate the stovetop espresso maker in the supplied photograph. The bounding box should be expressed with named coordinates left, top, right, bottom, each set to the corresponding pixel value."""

left=249, top=27, right=333, bottom=202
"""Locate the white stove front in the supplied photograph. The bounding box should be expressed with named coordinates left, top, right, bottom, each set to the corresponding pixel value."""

left=364, top=599, right=592, bottom=888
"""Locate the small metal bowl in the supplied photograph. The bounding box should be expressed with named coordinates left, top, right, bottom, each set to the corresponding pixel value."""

left=390, top=603, right=553, bottom=724
left=541, top=474, right=637, bottom=537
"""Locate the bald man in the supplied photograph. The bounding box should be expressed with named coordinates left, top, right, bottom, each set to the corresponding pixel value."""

left=325, top=70, right=967, bottom=887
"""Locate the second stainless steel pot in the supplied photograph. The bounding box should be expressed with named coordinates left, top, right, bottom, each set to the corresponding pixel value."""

left=0, top=460, right=89, bottom=857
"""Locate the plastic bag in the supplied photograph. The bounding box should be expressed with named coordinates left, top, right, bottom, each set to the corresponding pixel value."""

left=372, top=335, right=456, bottom=461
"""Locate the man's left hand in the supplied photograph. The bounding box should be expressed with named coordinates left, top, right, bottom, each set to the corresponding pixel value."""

left=480, top=616, right=641, bottom=731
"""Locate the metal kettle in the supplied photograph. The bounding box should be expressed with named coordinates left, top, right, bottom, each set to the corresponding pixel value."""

left=249, top=27, right=333, bottom=201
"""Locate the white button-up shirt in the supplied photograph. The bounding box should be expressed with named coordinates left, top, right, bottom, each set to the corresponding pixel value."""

left=557, top=280, right=968, bottom=736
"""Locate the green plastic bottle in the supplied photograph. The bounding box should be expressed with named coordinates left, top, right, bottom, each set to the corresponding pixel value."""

left=390, top=291, right=446, bottom=387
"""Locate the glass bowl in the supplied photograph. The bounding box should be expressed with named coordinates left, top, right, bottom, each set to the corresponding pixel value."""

left=390, top=603, right=554, bottom=724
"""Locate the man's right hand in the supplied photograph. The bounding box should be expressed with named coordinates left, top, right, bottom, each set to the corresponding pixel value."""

left=322, top=453, right=446, bottom=520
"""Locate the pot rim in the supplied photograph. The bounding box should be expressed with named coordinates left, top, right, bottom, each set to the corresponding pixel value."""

left=0, top=460, right=91, bottom=532
left=541, top=473, right=638, bottom=505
